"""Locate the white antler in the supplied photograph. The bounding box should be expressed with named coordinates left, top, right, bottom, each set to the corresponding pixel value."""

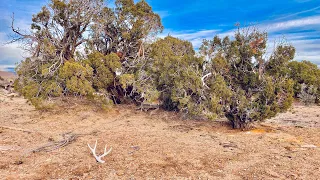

left=88, top=140, right=112, bottom=163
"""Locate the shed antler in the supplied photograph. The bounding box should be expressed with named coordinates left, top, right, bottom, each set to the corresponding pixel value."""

left=88, top=140, right=112, bottom=163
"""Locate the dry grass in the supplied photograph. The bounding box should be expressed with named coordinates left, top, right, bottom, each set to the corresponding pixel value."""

left=0, top=94, right=319, bottom=179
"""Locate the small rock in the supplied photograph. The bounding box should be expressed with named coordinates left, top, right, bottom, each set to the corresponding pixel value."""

left=284, top=146, right=295, bottom=151
left=116, top=170, right=125, bottom=176
left=274, top=155, right=280, bottom=160
left=13, top=160, right=23, bottom=165
left=130, top=146, right=140, bottom=151
left=289, top=173, right=298, bottom=179
left=301, top=144, right=317, bottom=148
left=267, top=170, right=280, bottom=178
left=220, top=142, right=238, bottom=148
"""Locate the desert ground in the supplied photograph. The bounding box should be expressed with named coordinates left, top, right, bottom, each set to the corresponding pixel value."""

left=0, top=89, right=319, bottom=179
left=0, top=71, right=16, bottom=81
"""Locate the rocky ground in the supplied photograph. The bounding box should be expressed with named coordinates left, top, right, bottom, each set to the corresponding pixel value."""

left=0, top=91, right=319, bottom=179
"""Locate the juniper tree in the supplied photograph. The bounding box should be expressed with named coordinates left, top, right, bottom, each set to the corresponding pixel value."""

left=12, top=0, right=163, bottom=107
left=200, top=28, right=295, bottom=128
left=12, top=0, right=104, bottom=106
left=147, top=36, right=204, bottom=114
left=86, top=0, right=163, bottom=104
left=287, top=60, right=320, bottom=104
left=11, top=0, right=301, bottom=129
left=89, top=0, right=163, bottom=72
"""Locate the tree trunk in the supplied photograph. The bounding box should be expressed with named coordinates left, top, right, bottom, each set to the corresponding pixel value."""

left=231, top=119, right=249, bottom=129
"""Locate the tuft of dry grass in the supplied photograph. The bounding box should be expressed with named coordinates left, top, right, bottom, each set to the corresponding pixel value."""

left=0, top=95, right=319, bottom=179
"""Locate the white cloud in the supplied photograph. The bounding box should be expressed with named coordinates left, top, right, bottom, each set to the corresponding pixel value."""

left=266, top=35, right=320, bottom=63
left=158, top=16, right=320, bottom=66
left=260, top=15, right=320, bottom=33
left=0, top=32, right=25, bottom=69
left=296, top=55, right=320, bottom=63
left=0, top=65, right=16, bottom=71
left=159, top=29, right=220, bottom=48
left=276, top=6, right=320, bottom=20
left=0, top=10, right=33, bottom=71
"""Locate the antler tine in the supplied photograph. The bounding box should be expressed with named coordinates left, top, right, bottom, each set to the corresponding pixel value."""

left=88, top=140, right=112, bottom=163
left=87, top=143, right=93, bottom=151
left=101, top=145, right=112, bottom=157
left=87, top=140, right=97, bottom=151
left=94, top=140, right=97, bottom=150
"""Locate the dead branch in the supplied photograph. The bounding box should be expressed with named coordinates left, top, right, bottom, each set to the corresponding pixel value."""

left=29, top=131, right=99, bottom=153
left=10, top=13, right=37, bottom=42
left=30, top=133, right=77, bottom=153
left=0, top=126, right=33, bottom=133
left=201, top=73, right=212, bottom=89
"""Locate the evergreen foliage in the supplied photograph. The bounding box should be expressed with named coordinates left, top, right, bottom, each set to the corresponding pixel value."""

left=200, top=28, right=295, bottom=128
left=11, top=0, right=319, bottom=128
left=287, top=60, right=320, bottom=104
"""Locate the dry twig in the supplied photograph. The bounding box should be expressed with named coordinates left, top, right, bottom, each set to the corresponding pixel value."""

left=0, top=126, right=33, bottom=133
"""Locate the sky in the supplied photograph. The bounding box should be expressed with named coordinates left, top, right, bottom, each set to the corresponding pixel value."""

left=0, top=0, right=319, bottom=72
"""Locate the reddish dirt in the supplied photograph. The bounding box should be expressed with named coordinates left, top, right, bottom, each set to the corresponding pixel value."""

left=0, top=71, right=16, bottom=80
left=0, top=94, right=319, bottom=179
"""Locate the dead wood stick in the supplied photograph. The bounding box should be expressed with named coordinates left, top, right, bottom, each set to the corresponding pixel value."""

left=30, top=131, right=98, bottom=153
left=0, top=126, right=33, bottom=133
left=31, top=133, right=77, bottom=153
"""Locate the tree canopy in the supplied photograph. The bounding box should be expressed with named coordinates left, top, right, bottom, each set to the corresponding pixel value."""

left=12, top=0, right=319, bottom=129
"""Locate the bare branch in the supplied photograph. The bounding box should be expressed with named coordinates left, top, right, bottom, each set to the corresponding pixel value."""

left=201, top=73, right=212, bottom=89
left=10, top=13, right=36, bottom=42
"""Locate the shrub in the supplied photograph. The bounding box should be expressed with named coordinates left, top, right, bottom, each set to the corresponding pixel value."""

left=298, top=84, right=317, bottom=105
left=287, top=60, right=320, bottom=104
left=200, top=28, right=295, bottom=129
left=59, top=61, right=94, bottom=96
left=84, top=52, right=121, bottom=90
left=11, top=0, right=307, bottom=129
left=148, top=36, right=204, bottom=116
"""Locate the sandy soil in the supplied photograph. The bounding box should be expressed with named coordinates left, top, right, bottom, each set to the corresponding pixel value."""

left=0, top=94, right=319, bottom=179
left=0, top=71, right=16, bottom=81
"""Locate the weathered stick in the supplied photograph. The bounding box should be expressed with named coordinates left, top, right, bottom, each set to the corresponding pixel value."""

left=30, top=131, right=98, bottom=153
left=0, top=126, right=33, bottom=133
left=31, top=134, right=77, bottom=153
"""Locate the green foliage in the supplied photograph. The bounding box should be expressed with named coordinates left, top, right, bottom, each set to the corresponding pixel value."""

left=42, top=80, right=63, bottom=97
left=298, top=84, right=317, bottom=105
left=205, top=75, right=233, bottom=119
left=280, top=79, right=295, bottom=110
left=287, top=60, right=320, bottom=104
left=90, top=0, right=163, bottom=61
left=200, top=28, right=296, bottom=129
left=13, top=0, right=162, bottom=111
left=13, top=0, right=312, bottom=129
left=265, top=45, right=295, bottom=77
left=84, top=52, right=121, bottom=90
left=149, top=36, right=203, bottom=115
left=88, top=92, right=114, bottom=111
left=20, top=80, right=40, bottom=99
left=13, top=78, right=50, bottom=110
left=59, top=61, right=94, bottom=96
left=119, top=74, right=135, bottom=89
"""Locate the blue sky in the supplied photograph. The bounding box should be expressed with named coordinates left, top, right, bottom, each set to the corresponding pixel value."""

left=0, top=0, right=320, bottom=71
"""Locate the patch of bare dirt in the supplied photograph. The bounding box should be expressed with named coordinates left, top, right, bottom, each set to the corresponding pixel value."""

left=0, top=71, right=16, bottom=80
left=0, top=95, right=319, bottom=179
